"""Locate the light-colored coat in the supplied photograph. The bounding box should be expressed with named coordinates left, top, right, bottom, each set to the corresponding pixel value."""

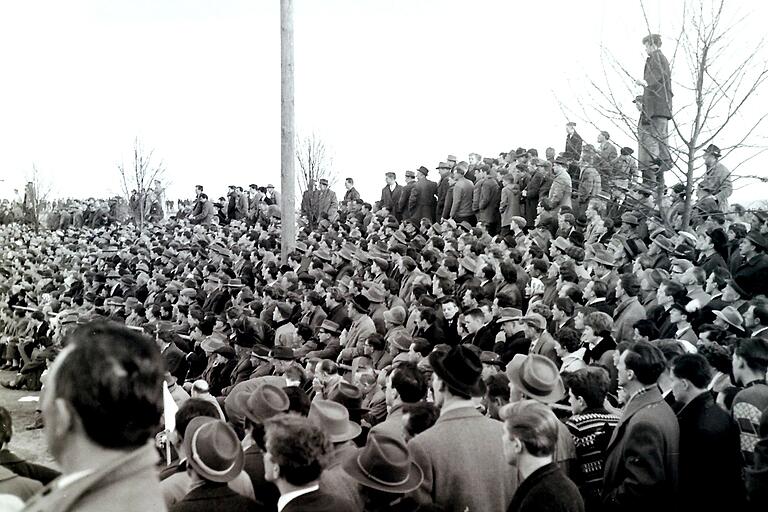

left=23, top=444, right=166, bottom=512
left=408, top=406, right=518, bottom=512
left=548, top=170, right=573, bottom=209
left=612, top=296, right=646, bottom=344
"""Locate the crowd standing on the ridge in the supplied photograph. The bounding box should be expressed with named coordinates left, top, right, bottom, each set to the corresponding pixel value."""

left=0, top=33, right=766, bottom=512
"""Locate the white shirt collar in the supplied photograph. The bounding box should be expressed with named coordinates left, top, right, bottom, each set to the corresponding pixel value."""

left=277, top=484, right=319, bottom=512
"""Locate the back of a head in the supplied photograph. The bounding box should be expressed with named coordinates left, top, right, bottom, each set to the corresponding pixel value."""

left=735, top=337, right=768, bottom=374
left=402, top=402, right=439, bottom=439
left=499, top=400, right=558, bottom=457
left=391, top=362, right=428, bottom=403
left=624, top=340, right=667, bottom=386
left=175, top=398, right=219, bottom=439
left=672, top=354, right=713, bottom=390
left=53, top=322, right=165, bottom=449
left=263, top=414, right=330, bottom=486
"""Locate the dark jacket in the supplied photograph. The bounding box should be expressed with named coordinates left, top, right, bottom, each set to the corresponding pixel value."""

left=449, top=177, right=474, bottom=219
left=0, top=449, right=60, bottom=485
left=242, top=445, right=280, bottom=512
left=734, top=253, right=768, bottom=298
left=476, top=177, right=501, bottom=225
left=169, top=482, right=261, bottom=512
left=602, top=387, right=679, bottom=512
left=409, top=177, right=438, bottom=222
left=398, top=182, right=416, bottom=220
left=436, top=175, right=450, bottom=219
left=380, top=184, right=403, bottom=216
left=676, top=391, right=744, bottom=509
left=282, top=488, right=356, bottom=512
left=507, top=462, right=584, bottom=512
left=643, top=49, right=673, bottom=119
left=565, top=132, right=583, bottom=161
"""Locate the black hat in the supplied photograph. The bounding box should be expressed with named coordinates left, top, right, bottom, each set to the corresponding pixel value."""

left=620, top=147, right=634, bottom=156
left=747, top=230, right=768, bottom=251
left=553, top=153, right=569, bottom=166
left=350, top=294, right=371, bottom=313
left=428, top=345, right=482, bottom=398
left=416, top=166, right=429, bottom=176
left=704, top=144, right=722, bottom=158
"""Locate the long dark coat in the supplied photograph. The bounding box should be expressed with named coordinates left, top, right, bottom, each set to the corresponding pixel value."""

left=643, top=49, right=673, bottom=119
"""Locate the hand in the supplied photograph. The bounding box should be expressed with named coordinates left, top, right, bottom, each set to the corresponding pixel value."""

left=635, top=79, right=648, bottom=87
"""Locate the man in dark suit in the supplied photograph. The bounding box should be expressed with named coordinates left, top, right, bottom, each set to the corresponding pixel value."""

left=397, top=171, right=416, bottom=221
left=733, top=230, right=768, bottom=298
left=263, top=414, right=355, bottom=512
left=602, top=341, right=679, bottom=512
left=408, top=166, right=438, bottom=223
left=156, top=323, right=187, bottom=382
left=435, top=162, right=452, bottom=220
left=670, top=354, right=745, bottom=509
left=380, top=172, right=403, bottom=218
left=564, top=122, right=583, bottom=161
left=502, top=401, right=584, bottom=512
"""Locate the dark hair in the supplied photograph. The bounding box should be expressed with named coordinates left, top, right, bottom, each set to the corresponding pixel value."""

left=619, top=273, right=641, bottom=297
left=419, top=307, right=437, bottom=325
left=632, top=319, right=660, bottom=340
left=500, top=260, right=518, bottom=283
left=283, top=386, right=311, bottom=416
left=264, top=414, right=330, bottom=486
left=591, top=280, right=609, bottom=298
left=697, top=340, right=733, bottom=374
left=484, top=373, right=510, bottom=400
left=55, top=322, right=164, bottom=449
left=556, top=327, right=582, bottom=353
left=174, top=398, right=219, bottom=437
left=402, top=402, right=439, bottom=438
left=672, top=354, right=713, bottom=389
left=554, top=297, right=575, bottom=317
left=734, top=337, right=768, bottom=373
left=365, top=333, right=386, bottom=351
left=624, top=341, right=667, bottom=385
left=391, top=362, right=428, bottom=403
left=564, top=367, right=611, bottom=409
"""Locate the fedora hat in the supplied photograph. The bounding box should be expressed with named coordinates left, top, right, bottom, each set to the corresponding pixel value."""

left=319, top=319, right=341, bottom=335
left=183, top=417, right=244, bottom=483
left=652, top=234, right=675, bottom=253
left=497, top=307, right=523, bottom=324
left=480, top=351, right=504, bottom=367
left=342, top=432, right=424, bottom=493
left=383, top=306, right=406, bottom=326
left=552, top=237, right=572, bottom=252
left=747, top=230, right=768, bottom=251
left=329, top=380, right=369, bottom=414
left=362, top=285, right=386, bottom=304
left=200, top=333, right=228, bottom=354
left=505, top=354, right=565, bottom=403
left=388, top=330, right=412, bottom=352
left=308, top=399, right=362, bottom=443
left=428, top=345, right=482, bottom=397
left=235, top=384, right=290, bottom=424
left=589, top=248, right=616, bottom=267
left=703, top=144, right=722, bottom=158
left=713, top=305, right=745, bottom=331
left=350, top=294, right=371, bottom=313
left=269, top=346, right=295, bottom=360
left=521, top=313, right=547, bottom=331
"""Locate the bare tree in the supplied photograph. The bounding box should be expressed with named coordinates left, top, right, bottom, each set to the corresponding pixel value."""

left=117, top=138, right=166, bottom=229
left=295, top=133, right=335, bottom=194
left=24, top=164, right=52, bottom=232
left=562, top=0, right=768, bottom=228
left=295, top=133, right=336, bottom=228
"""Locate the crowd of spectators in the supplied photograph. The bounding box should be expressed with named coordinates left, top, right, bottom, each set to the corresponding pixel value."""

left=0, top=34, right=766, bottom=512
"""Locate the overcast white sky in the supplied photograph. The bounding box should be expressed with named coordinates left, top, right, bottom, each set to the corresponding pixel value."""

left=1, top=0, right=766, bottom=205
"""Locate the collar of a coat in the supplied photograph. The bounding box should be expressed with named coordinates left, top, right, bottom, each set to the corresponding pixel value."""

left=618, top=385, right=663, bottom=429
left=436, top=404, right=483, bottom=424
left=28, top=443, right=159, bottom=511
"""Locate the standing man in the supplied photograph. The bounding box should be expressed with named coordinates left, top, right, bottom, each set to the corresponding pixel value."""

left=409, top=166, right=438, bottom=223
left=435, top=162, right=452, bottom=220
left=475, top=165, right=501, bottom=235
left=343, top=177, right=360, bottom=207
left=379, top=172, right=402, bottom=218
left=408, top=346, right=518, bottom=511
left=634, top=95, right=656, bottom=184
left=524, top=161, right=549, bottom=227
left=448, top=163, right=475, bottom=225
left=316, top=179, right=339, bottom=223
left=601, top=341, right=679, bottom=512
left=596, top=131, right=618, bottom=191
left=548, top=154, right=573, bottom=212
left=564, top=122, right=583, bottom=161
left=397, top=171, right=416, bottom=221
left=501, top=400, right=585, bottom=512
left=698, top=144, right=732, bottom=211
left=638, top=33, right=673, bottom=170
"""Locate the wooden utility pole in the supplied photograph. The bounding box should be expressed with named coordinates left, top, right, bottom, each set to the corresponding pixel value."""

left=280, top=0, right=296, bottom=262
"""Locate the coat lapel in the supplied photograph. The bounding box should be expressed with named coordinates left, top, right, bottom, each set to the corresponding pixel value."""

left=606, top=387, right=663, bottom=452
